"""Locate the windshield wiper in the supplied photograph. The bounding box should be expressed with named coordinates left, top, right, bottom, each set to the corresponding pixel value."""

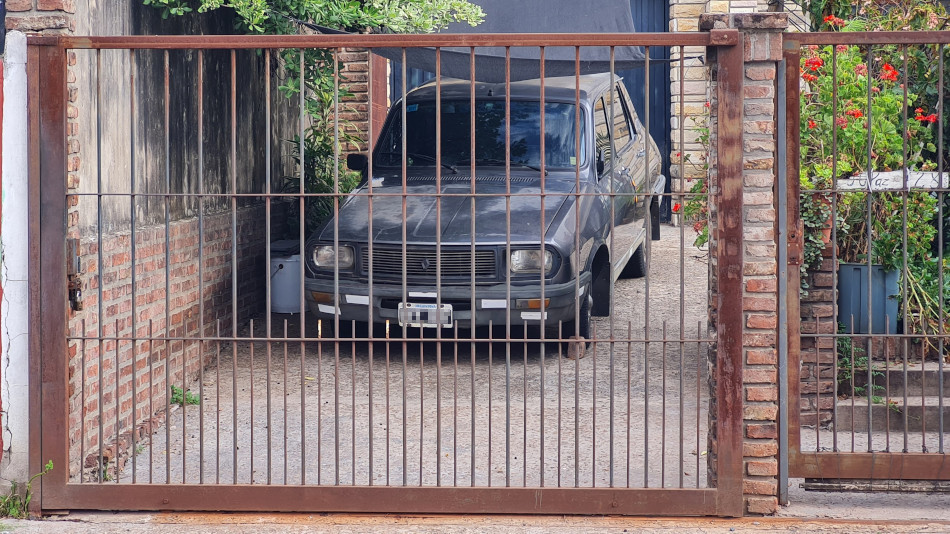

left=457, top=158, right=548, bottom=175
left=377, top=151, right=457, bottom=174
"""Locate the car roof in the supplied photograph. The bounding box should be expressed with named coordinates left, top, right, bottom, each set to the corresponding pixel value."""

left=400, top=72, right=617, bottom=104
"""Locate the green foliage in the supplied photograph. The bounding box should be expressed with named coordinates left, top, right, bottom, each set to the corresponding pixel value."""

left=170, top=384, right=200, bottom=406
left=0, top=461, right=53, bottom=518
left=681, top=107, right=710, bottom=248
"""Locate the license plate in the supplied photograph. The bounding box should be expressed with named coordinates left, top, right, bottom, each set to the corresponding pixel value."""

left=397, top=302, right=453, bottom=328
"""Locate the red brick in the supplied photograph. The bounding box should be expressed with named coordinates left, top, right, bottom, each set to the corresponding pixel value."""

left=746, top=314, right=776, bottom=329
left=746, top=278, right=776, bottom=293
left=744, top=84, right=774, bottom=99
left=746, top=423, right=777, bottom=439
left=743, top=404, right=778, bottom=421
left=743, top=297, right=776, bottom=312
left=745, top=65, right=776, bottom=81
left=747, top=459, right=778, bottom=476
left=6, top=14, right=69, bottom=31
left=744, top=261, right=775, bottom=275
left=37, top=0, right=65, bottom=9
left=7, top=0, right=33, bottom=11
left=743, top=332, right=776, bottom=347
left=746, top=385, right=777, bottom=402
left=746, top=349, right=776, bottom=365
left=743, top=368, right=777, bottom=383
left=746, top=496, right=778, bottom=515
left=743, top=478, right=777, bottom=496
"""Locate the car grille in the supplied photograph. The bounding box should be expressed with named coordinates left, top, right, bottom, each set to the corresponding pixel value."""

left=361, top=246, right=497, bottom=281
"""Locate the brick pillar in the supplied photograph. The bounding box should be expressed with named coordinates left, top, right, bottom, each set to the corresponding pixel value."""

left=702, top=12, right=787, bottom=515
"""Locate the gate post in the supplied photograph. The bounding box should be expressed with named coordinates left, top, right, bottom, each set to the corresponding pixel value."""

left=702, top=12, right=788, bottom=516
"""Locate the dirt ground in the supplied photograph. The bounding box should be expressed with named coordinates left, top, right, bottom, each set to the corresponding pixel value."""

left=112, top=224, right=712, bottom=489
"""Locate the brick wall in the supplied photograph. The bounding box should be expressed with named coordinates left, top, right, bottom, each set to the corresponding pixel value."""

left=5, top=0, right=74, bottom=33
left=66, top=206, right=269, bottom=479
left=799, top=244, right=837, bottom=427
left=702, top=12, right=786, bottom=515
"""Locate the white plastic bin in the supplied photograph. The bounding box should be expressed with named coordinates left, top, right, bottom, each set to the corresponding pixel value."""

left=270, top=255, right=302, bottom=313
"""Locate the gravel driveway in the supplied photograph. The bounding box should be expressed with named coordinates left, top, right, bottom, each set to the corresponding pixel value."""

left=118, top=225, right=712, bottom=490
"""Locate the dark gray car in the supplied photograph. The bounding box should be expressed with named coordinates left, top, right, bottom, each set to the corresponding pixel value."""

left=304, top=73, right=663, bottom=339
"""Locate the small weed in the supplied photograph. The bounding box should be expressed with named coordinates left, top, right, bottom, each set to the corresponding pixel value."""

left=170, top=384, right=200, bottom=406
left=0, top=460, right=52, bottom=518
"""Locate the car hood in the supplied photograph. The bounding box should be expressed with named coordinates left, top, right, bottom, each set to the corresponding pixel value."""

left=317, top=173, right=577, bottom=245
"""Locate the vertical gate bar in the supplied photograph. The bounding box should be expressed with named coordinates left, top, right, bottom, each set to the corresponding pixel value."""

left=298, top=48, right=308, bottom=486
left=776, top=56, right=789, bottom=504
left=489, top=321, right=495, bottom=487
left=434, top=47, right=442, bottom=488
left=783, top=40, right=804, bottom=466
left=938, top=42, right=946, bottom=454
left=661, top=321, right=667, bottom=487
left=317, top=321, right=323, bottom=484
left=385, top=321, right=391, bottom=486
left=453, top=323, right=458, bottom=487
left=885, top=321, right=891, bottom=451
left=538, top=46, right=547, bottom=489
left=850, top=318, right=856, bottom=452
left=625, top=321, right=632, bottom=488
left=351, top=322, right=357, bottom=484
left=828, top=47, right=839, bottom=456
left=283, top=321, right=288, bottom=484
left=367, top=46, right=375, bottom=488
left=400, top=49, right=408, bottom=488
left=470, top=45, right=479, bottom=489
left=696, top=321, right=702, bottom=488
left=609, top=48, right=618, bottom=489
left=81, top=321, right=87, bottom=484
left=714, top=36, right=745, bottom=517
left=901, top=47, right=912, bottom=454
left=149, top=321, right=155, bottom=483
left=863, top=45, right=875, bottom=454
left=196, top=47, right=205, bottom=487
left=113, top=319, right=120, bottom=483
left=643, top=322, right=649, bottom=488
left=264, top=45, right=273, bottom=487
left=332, top=47, right=342, bottom=487
left=676, top=43, right=688, bottom=492
left=591, top=324, right=597, bottom=487
left=418, top=329, right=424, bottom=485
left=215, top=321, right=221, bottom=483
left=814, top=316, right=820, bottom=449
left=163, top=48, right=173, bottom=486
left=94, top=48, right=105, bottom=485
left=129, top=47, right=139, bottom=486
left=230, top=48, right=239, bottom=486
left=250, top=321, right=256, bottom=483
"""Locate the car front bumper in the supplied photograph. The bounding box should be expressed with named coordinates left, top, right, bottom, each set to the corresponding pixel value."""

left=304, top=274, right=591, bottom=329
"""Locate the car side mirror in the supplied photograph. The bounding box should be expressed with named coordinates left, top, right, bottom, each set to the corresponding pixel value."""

left=596, top=149, right=606, bottom=175
left=347, top=153, right=368, bottom=172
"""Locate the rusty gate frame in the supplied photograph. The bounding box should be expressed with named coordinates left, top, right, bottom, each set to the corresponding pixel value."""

left=28, top=31, right=746, bottom=516
left=784, top=31, right=950, bottom=481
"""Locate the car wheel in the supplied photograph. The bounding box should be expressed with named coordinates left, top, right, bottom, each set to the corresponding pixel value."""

left=563, top=286, right=592, bottom=341
left=621, top=242, right=648, bottom=279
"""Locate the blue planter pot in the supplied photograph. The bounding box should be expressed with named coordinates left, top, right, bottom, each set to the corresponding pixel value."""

left=837, top=263, right=899, bottom=334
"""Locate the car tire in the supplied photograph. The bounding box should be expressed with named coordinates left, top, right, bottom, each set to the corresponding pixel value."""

left=563, top=286, right=592, bottom=342
left=621, top=243, right=648, bottom=279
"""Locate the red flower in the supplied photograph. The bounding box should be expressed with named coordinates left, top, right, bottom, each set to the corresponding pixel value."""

left=845, top=108, right=863, bottom=119
left=872, top=86, right=880, bottom=93
left=836, top=45, right=849, bottom=53
left=804, top=56, right=824, bottom=72
left=916, top=113, right=939, bottom=123
left=880, top=63, right=898, bottom=82
left=808, top=119, right=817, bottom=129
left=835, top=117, right=848, bottom=128
left=802, top=73, right=818, bottom=83
left=672, top=203, right=682, bottom=213
left=855, top=63, right=867, bottom=76
left=823, top=15, right=845, bottom=26
left=704, top=101, right=711, bottom=108
left=915, top=107, right=925, bottom=114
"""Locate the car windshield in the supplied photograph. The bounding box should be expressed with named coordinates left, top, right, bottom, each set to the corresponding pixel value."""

left=376, top=100, right=586, bottom=169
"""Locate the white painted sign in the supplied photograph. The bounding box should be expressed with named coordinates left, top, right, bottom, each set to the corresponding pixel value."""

left=837, top=171, right=948, bottom=191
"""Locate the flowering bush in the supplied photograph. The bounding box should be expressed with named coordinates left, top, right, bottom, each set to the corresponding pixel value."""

left=800, top=41, right=937, bottom=184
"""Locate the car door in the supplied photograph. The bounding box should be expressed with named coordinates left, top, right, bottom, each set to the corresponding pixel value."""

left=605, top=83, right=643, bottom=272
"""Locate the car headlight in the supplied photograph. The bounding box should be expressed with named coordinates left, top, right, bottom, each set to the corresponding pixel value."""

left=311, top=244, right=354, bottom=270
left=509, top=249, right=554, bottom=275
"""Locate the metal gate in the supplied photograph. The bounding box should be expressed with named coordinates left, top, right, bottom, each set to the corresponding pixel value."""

left=28, top=32, right=745, bottom=515
left=784, top=32, right=950, bottom=486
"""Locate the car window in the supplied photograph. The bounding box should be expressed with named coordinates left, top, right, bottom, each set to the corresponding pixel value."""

left=610, top=85, right=633, bottom=148
left=376, top=100, right=586, bottom=169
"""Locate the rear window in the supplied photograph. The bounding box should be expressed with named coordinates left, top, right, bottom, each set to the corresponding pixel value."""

left=376, top=100, right=586, bottom=169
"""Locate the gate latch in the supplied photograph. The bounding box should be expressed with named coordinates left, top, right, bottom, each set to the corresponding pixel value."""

left=67, top=237, right=83, bottom=311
